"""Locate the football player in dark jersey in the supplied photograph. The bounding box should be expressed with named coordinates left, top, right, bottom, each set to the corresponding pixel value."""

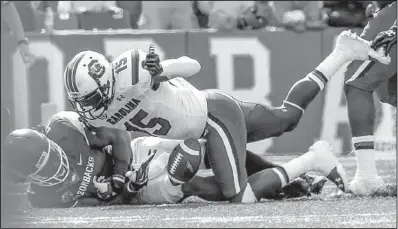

left=2, top=111, right=133, bottom=208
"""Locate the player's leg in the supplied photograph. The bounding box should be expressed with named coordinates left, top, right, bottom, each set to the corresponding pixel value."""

left=240, top=30, right=376, bottom=143
left=133, top=173, right=186, bottom=205
left=184, top=141, right=348, bottom=202
left=248, top=141, right=349, bottom=200
left=344, top=2, right=397, bottom=196
left=375, top=73, right=397, bottom=107
left=204, top=90, right=256, bottom=203
left=245, top=150, right=280, bottom=176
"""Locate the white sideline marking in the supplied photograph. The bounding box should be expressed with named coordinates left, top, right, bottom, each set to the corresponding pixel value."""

left=24, top=213, right=396, bottom=224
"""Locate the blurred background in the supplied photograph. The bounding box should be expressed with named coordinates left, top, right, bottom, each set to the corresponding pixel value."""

left=1, top=0, right=396, bottom=156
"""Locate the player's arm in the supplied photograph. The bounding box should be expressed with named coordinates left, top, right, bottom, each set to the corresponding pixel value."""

left=143, top=45, right=201, bottom=84
left=153, top=56, right=201, bottom=83
left=1, top=1, right=26, bottom=43
left=84, top=126, right=132, bottom=188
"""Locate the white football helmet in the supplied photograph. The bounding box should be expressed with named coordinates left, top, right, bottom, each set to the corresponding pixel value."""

left=64, top=50, right=115, bottom=120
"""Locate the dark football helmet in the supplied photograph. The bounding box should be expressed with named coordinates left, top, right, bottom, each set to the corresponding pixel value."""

left=2, top=129, right=70, bottom=186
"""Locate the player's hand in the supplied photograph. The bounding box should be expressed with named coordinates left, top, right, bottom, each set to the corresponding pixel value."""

left=93, top=176, right=118, bottom=200
left=371, top=26, right=397, bottom=56
left=18, top=43, right=35, bottom=68
left=125, top=150, right=156, bottom=192
left=142, top=45, right=163, bottom=77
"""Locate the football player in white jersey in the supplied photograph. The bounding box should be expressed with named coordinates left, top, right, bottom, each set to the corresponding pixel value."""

left=64, top=31, right=389, bottom=203
left=124, top=136, right=338, bottom=205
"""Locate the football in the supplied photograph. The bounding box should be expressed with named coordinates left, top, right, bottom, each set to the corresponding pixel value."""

left=167, top=138, right=202, bottom=185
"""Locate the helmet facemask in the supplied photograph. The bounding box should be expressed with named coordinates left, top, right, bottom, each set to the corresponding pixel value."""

left=28, top=137, right=70, bottom=187
left=68, top=72, right=116, bottom=121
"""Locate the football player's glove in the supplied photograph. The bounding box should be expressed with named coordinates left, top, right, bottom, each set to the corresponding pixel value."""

left=93, top=176, right=117, bottom=200
left=142, top=45, right=163, bottom=77
left=125, top=150, right=156, bottom=193
left=371, top=25, right=397, bottom=55
left=93, top=174, right=125, bottom=200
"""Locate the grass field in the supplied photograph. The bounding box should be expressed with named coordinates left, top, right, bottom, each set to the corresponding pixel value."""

left=2, top=153, right=396, bottom=228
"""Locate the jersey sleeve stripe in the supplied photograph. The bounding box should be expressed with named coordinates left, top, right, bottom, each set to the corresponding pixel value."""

left=65, top=53, right=85, bottom=93
left=131, top=49, right=139, bottom=86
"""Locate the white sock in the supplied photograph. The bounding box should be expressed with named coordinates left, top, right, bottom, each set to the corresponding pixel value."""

left=355, top=149, right=378, bottom=177
left=352, top=136, right=378, bottom=177
left=315, top=50, right=350, bottom=80
left=282, top=151, right=315, bottom=182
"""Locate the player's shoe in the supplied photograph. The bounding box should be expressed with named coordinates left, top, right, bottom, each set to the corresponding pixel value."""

left=309, top=140, right=349, bottom=192
left=349, top=174, right=385, bottom=196
left=373, top=183, right=397, bottom=197
left=276, top=174, right=328, bottom=199
left=299, top=174, right=328, bottom=195
left=335, top=30, right=391, bottom=64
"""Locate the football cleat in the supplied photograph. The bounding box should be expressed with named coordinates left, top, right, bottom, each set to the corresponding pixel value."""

left=309, top=141, right=349, bottom=192
left=373, top=183, right=397, bottom=197
left=299, top=174, right=328, bottom=195
left=349, top=175, right=385, bottom=196
left=275, top=174, right=328, bottom=199
left=335, top=30, right=391, bottom=64
left=279, top=177, right=311, bottom=199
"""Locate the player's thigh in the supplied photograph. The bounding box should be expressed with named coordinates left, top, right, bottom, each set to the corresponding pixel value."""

left=238, top=100, right=301, bottom=143
left=205, top=90, right=248, bottom=198
left=345, top=42, right=397, bottom=92
left=141, top=1, right=172, bottom=29
left=375, top=73, right=397, bottom=107
left=136, top=174, right=184, bottom=204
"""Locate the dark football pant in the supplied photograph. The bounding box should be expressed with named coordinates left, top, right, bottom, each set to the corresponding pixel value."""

left=204, top=90, right=248, bottom=200
left=238, top=100, right=303, bottom=143
left=344, top=2, right=397, bottom=106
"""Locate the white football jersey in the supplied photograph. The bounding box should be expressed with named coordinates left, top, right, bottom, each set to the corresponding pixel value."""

left=130, top=136, right=207, bottom=179
left=129, top=136, right=209, bottom=204
left=87, top=49, right=208, bottom=140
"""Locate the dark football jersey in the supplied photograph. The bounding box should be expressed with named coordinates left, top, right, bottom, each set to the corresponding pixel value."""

left=27, top=117, right=113, bottom=208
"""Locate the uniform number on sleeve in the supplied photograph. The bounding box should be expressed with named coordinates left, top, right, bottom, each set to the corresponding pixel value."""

left=114, top=57, right=128, bottom=74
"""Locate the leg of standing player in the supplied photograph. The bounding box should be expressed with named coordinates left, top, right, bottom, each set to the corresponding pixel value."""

left=204, top=90, right=257, bottom=203
left=237, top=30, right=379, bottom=143
left=343, top=2, right=396, bottom=196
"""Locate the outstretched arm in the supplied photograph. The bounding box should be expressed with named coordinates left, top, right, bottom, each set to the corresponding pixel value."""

left=85, top=126, right=132, bottom=188
left=153, top=56, right=202, bottom=83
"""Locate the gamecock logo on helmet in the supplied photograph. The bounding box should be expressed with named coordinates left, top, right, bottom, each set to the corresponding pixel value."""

left=88, top=59, right=105, bottom=79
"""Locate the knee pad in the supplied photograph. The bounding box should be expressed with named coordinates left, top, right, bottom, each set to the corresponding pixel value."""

left=280, top=106, right=302, bottom=133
